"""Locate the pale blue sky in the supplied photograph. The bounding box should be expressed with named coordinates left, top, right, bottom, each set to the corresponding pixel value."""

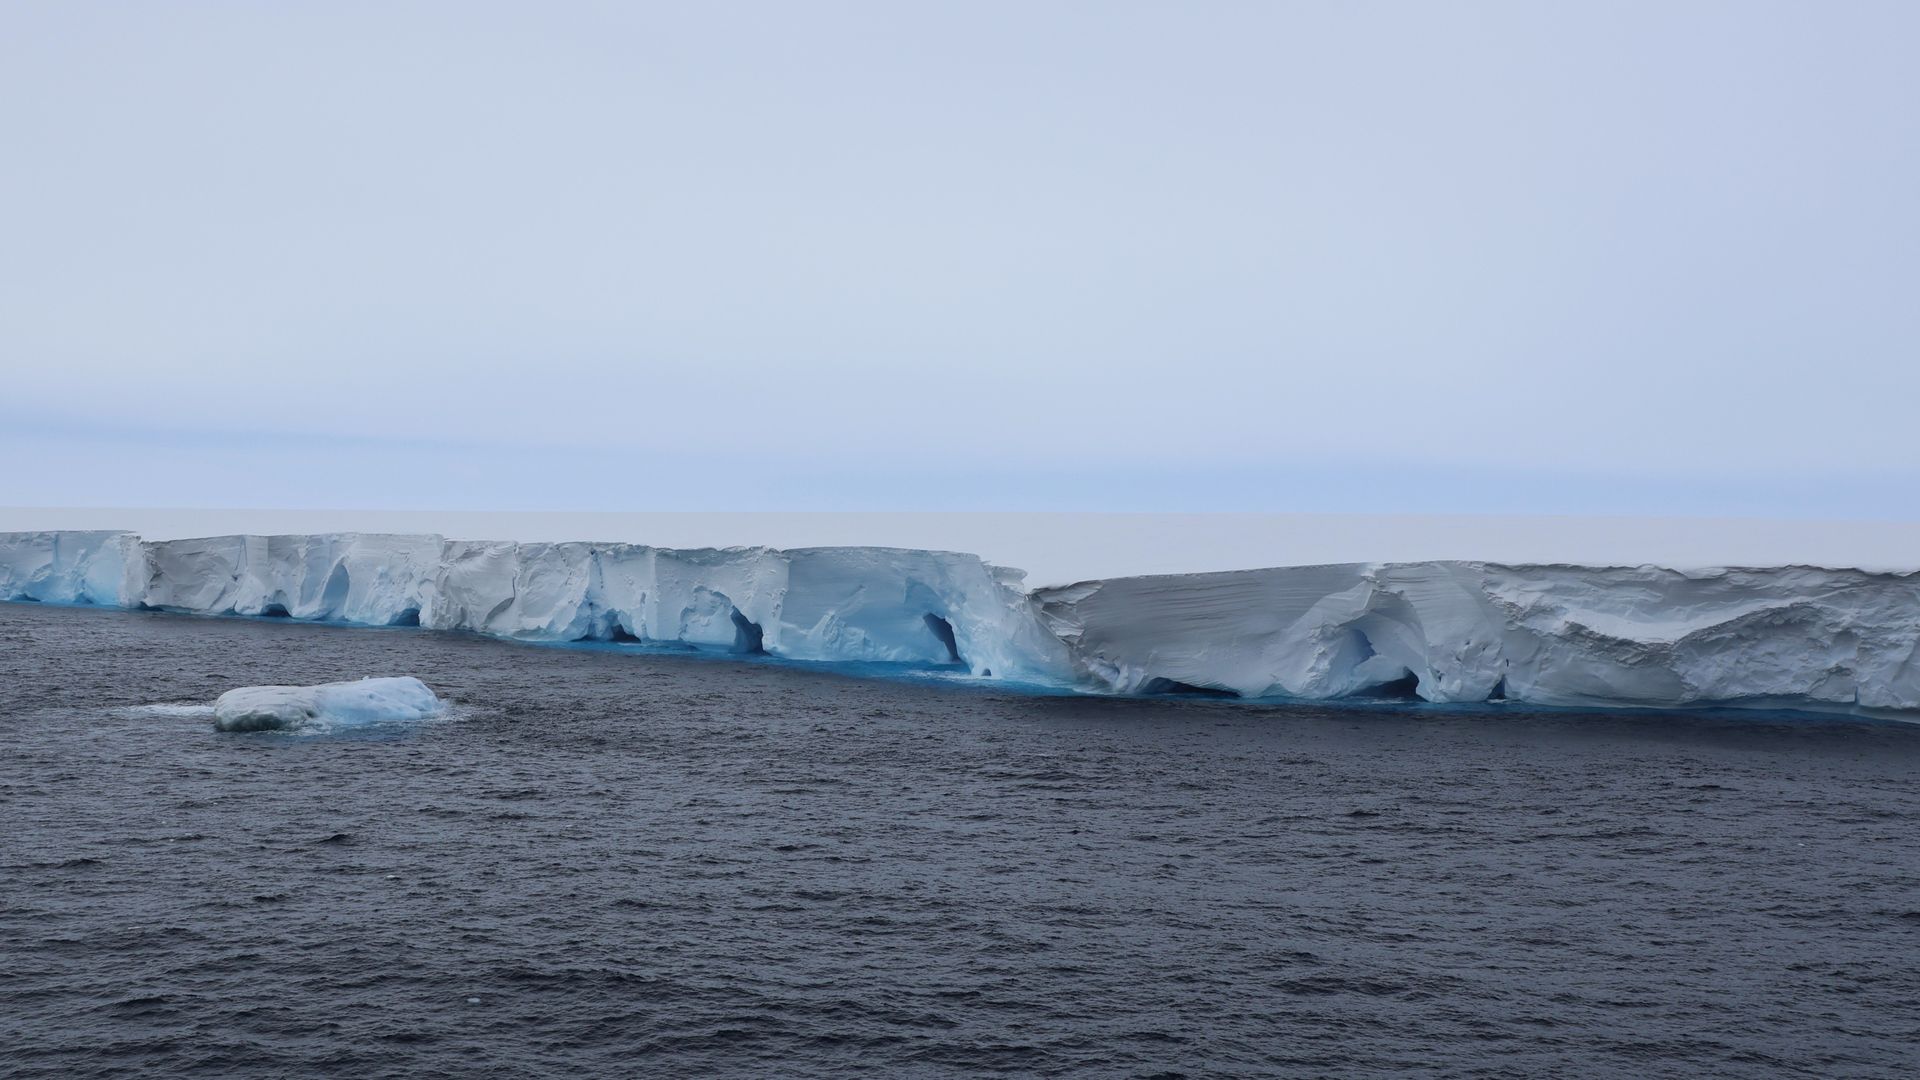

left=3, top=2, right=1915, bottom=514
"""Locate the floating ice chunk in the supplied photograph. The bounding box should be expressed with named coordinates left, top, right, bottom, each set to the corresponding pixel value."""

left=212, top=677, right=444, bottom=732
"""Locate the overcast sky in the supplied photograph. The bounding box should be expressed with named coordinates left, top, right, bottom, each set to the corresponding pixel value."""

left=3, top=2, right=1915, bottom=514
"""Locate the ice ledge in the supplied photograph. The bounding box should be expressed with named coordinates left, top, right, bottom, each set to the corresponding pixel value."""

left=4, top=531, right=1917, bottom=719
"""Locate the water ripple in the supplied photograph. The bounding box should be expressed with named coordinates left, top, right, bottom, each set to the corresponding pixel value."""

left=2, top=604, right=1918, bottom=1077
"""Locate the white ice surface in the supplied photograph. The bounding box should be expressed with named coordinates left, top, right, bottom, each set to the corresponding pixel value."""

left=0, top=530, right=141, bottom=605
left=50, top=531, right=1057, bottom=678
left=212, top=676, right=444, bottom=732
left=10, top=509, right=1920, bottom=586
left=7, top=530, right=1920, bottom=717
left=1034, top=562, right=1920, bottom=713
left=138, top=533, right=443, bottom=624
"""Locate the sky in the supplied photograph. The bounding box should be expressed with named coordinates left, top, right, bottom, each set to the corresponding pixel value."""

left=3, top=1, right=1916, bottom=515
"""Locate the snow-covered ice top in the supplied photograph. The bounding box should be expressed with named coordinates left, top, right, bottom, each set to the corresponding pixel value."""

left=5, top=530, right=1918, bottom=719
left=212, top=677, right=444, bottom=732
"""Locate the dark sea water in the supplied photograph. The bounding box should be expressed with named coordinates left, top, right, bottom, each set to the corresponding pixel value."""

left=3, top=603, right=1918, bottom=1078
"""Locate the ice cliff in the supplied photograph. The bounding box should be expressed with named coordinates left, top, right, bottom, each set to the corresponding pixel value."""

left=4, top=530, right=1917, bottom=718
left=1032, top=563, right=1920, bottom=715
left=0, top=531, right=143, bottom=606
left=0, top=531, right=1065, bottom=680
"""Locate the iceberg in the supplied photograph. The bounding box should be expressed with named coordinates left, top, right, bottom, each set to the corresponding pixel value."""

left=410, top=538, right=1066, bottom=676
left=212, top=676, right=444, bottom=732
left=4, top=530, right=1918, bottom=718
left=139, top=533, right=443, bottom=625
left=0, top=530, right=142, bottom=606
left=1034, top=562, right=1920, bottom=714
left=36, top=530, right=1065, bottom=677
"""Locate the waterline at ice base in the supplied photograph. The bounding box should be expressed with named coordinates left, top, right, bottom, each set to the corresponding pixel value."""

left=5, top=530, right=1918, bottom=720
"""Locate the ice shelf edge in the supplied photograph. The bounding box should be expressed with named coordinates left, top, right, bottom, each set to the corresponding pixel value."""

left=4, top=530, right=1917, bottom=719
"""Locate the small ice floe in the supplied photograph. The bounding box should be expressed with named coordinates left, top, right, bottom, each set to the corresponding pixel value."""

left=212, top=677, right=444, bottom=732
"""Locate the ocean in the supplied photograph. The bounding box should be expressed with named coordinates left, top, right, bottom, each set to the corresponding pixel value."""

left=3, top=602, right=1917, bottom=1077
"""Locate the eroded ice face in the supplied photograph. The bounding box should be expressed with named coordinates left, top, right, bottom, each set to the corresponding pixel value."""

left=9, top=529, right=1920, bottom=718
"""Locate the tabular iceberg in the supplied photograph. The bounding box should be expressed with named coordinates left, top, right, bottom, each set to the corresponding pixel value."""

left=1034, top=562, right=1920, bottom=714
left=4, top=530, right=1917, bottom=719
left=0, top=530, right=1064, bottom=680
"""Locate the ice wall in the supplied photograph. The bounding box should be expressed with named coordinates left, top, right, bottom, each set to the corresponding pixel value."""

left=1, top=531, right=1058, bottom=679
left=1034, top=562, right=1920, bottom=713
left=139, top=533, right=442, bottom=624
left=5, top=530, right=1918, bottom=717
left=413, top=538, right=1068, bottom=675
left=0, top=531, right=142, bottom=606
